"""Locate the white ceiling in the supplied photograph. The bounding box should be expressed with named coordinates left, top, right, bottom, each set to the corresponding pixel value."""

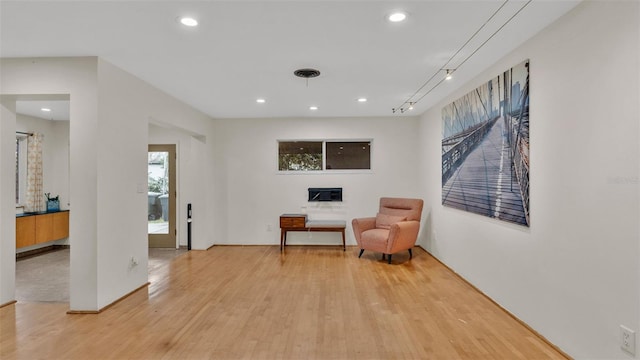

left=1, top=1, right=580, bottom=120
left=15, top=100, right=70, bottom=121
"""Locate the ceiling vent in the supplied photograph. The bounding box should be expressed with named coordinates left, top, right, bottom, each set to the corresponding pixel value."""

left=294, top=68, right=321, bottom=78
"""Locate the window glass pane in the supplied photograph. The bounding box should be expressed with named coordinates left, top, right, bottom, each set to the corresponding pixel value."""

left=148, top=151, right=169, bottom=234
left=278, top=141, right=322, bottom=171
left=326, top=141, right=371, bottom=170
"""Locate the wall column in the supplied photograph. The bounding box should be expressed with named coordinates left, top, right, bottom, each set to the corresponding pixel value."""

left=0, top=100, right=17, bottom=305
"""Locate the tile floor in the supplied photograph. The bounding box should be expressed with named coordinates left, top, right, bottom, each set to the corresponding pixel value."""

left=15, top=247, right=187, bottom=303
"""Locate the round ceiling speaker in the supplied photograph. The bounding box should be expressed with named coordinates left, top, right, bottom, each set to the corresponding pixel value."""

left=294, top=68, right=321, bottom=78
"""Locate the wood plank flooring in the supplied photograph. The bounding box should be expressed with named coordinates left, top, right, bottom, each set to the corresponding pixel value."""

left=1, top=246, right=566, bottom=359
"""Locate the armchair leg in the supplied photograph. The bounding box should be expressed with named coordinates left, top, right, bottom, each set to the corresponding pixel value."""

left=387, top=254, right=392, bottom=264
left=409, top=248, right=413, bottom=259
left=381, top=254, right=385, bottom=260
left=358, top=249, right=364, bottom=258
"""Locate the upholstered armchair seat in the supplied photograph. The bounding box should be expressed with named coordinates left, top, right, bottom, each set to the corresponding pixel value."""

left=352, top=197, right=424, bottom=264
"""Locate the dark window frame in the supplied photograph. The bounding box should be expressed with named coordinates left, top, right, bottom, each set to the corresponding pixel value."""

left=278, top=139, right=372, bottom=172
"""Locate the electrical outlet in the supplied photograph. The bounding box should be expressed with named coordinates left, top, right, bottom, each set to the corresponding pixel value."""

left=130, top=256, right=139, bottom=267
left=621, top=325, right=636, bottom=355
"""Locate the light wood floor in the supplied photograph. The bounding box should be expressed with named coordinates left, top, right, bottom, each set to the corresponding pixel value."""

left=1, top=246, right=567, bottom=359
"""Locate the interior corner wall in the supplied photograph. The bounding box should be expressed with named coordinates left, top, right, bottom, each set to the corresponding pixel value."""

left=418, top=2, right=639, bottom=358
left=0, top=100, right=17, bottom=305
left=109, top=67, right=215, bottom=253
left=96, top=58, right=214, bottom=307
left=213, top=116, right=420, bottom=246
left=190, top=136, right=209, bottom=248
left=1, top=57, right=215, bottom=310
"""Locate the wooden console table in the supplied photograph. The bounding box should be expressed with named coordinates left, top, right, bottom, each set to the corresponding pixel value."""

left=280, top=214, right=346, bottom=251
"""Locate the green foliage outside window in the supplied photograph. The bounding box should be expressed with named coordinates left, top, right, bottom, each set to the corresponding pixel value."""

left=279, top=153, right=322, bottom=171
left=148, top=176, right=164, bottom=193
left=278, top=141, right=322, bottom=171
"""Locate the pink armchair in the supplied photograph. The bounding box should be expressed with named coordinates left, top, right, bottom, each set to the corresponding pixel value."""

left=352, top=197, right=424, bottom=264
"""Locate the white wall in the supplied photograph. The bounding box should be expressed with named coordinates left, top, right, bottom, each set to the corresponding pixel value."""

left=213, top=116, right=421, bottom=246
left=418, top=2, right=639, bottom=358
left=1, top=57, right=216, bottom=311
left=94, top=59, right=215, bottom=308
left=95, top=59, right=150, bottom=307
left=0, top=100, right=17, bottom=306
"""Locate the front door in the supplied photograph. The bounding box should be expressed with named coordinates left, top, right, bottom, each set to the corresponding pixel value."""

left=148, top=144, right=176, bottom=248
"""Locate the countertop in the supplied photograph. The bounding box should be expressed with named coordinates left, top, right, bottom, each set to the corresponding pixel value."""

left=16, top=209, right=70, bottom=218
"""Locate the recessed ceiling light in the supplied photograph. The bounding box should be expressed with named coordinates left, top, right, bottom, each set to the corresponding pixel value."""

left=309, top=106, right=318, bottom=111
left=388, top=12, right=407, bottom=23
left=357, top=98, right=367, bottom=103
left=256, top=98, right=266, bottom=103
left=179, top=17, right=198, bottom=27
left=41, top=108, right=51, bottom=112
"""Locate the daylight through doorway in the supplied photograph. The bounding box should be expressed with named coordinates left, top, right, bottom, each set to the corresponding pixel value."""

left=148, top=144, right=176, bottom=248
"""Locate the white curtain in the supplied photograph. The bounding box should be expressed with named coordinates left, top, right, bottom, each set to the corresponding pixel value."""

left=25, top=133, right=44, bottom=212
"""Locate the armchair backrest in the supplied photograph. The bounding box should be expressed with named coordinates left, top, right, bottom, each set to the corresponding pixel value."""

left=379, top=197, right=423, bottom=222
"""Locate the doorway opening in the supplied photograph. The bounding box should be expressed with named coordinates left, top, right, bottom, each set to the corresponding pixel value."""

left=12, top=96, right=71, bottom=303
left=148, top=144, right=176, bottom=248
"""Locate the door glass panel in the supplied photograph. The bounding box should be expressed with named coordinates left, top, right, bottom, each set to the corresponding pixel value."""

left=148, top=151, right=169, bottom=234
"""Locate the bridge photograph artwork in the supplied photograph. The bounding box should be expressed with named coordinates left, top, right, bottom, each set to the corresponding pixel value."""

left=442, top=60, right=530, bottom=227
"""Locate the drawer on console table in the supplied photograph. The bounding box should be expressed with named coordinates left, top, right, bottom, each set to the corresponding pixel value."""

left=280, top=215, right=307, bottom=228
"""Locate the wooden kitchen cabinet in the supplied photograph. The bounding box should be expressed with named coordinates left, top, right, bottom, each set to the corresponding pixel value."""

left=52, top=211, right=70, bottom=241
left=16, top=216, right=36, bottom=248
left=16, top=211, right=69, bottom=248
left=35, top=213, right=54, bottom=244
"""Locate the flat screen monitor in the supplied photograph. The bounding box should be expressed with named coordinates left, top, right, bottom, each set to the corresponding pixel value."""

left=308, top=188, right=342, bottom=202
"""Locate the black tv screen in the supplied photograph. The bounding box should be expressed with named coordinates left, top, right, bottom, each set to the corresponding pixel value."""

left=308, top=188, right=342, bottom=202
